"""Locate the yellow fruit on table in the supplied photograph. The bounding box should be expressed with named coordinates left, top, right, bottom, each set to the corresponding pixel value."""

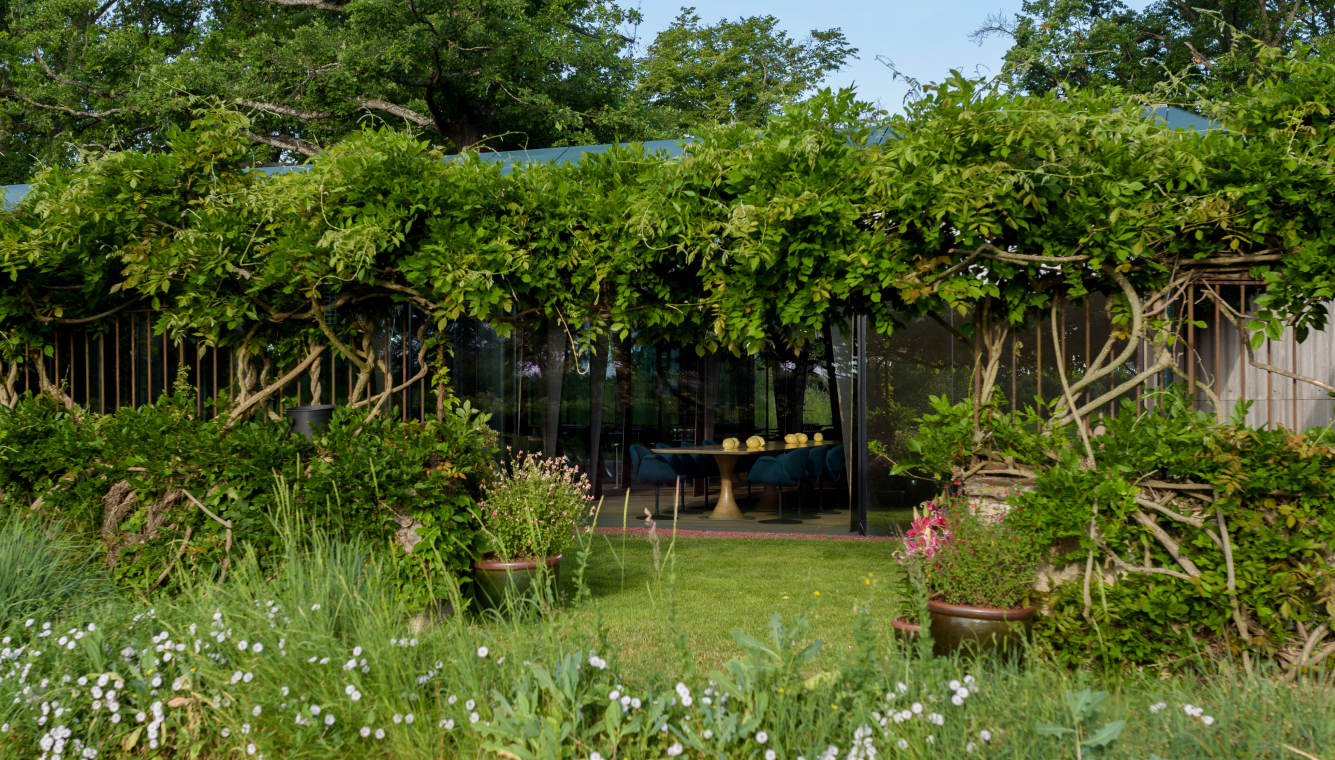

left=722, top=438, right=740, bottom=450
left=746, top=435, right=765, bottom=448
left=784, top=433, right=798, bottom=444
left=797, top=433, right=809, bottom=443
left=813, top=432, right=824, bottom=442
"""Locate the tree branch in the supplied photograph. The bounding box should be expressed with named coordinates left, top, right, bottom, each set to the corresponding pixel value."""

left=241, top=130, right=321, bottom=157
left=237, top=100, right=335, bottom=120
left=354, top=98, right=436, bottom=128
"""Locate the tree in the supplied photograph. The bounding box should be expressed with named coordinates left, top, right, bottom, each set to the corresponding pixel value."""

left=635, top=8, right=857, bottom=132
left=0, top=0, right=643, bottom=183
left=973, top=0, right=1335, bottom=97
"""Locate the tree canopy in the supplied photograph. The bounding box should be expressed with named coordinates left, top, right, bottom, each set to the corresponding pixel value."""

left=0, top=0, right=854, bottom=183
left=974, top=0, right=1335, bottom=97
left=635, top=8, right=857, bottom=132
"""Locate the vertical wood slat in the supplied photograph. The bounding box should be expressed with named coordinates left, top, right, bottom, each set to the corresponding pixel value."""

left=1240, top=285, right=1247, bottom=424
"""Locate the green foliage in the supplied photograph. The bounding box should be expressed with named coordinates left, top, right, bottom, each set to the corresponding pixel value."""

left=0, top=0, right=647, bottom=181
left=928, top=500, right=1045, bottom=609
left=906, top=387, right=1335, bottom=668
left=0, top=515, right=110, bottom=625
left=476, top=451, right=597, bottom=561
left=0, top=521, right=1330, bottom=758
left=635, top=8, right=857, bottom=132
left=1035, top=689, right=1127, bottom=755
left=0, top=384, right=497, bottom=606
left=977, top=0, right=1335, bottom=99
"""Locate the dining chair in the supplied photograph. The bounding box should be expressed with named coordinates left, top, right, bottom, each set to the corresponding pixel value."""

left=748, top=447, right=810, bottom=525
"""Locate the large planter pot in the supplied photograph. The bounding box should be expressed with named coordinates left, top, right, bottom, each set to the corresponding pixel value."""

left=927, top=598, right=1036, bottom=659
left=472, top=552, right=563, bottom=611
left=284, top=404, right=336, bottom=441
left=891, top=615, right=921, bottom=643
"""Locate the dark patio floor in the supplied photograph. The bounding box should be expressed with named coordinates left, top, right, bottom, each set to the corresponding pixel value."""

left=591, top=482, right=856, bottom=536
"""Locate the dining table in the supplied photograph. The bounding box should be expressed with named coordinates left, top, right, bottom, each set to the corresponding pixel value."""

left=650, top=440, right=840, bottom=520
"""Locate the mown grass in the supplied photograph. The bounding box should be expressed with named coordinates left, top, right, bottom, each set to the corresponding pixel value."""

left=559, top=534, right=906, bottom=673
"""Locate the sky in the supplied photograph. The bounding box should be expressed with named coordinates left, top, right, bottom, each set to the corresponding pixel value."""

left=625, top=0, right=1151, bottom=113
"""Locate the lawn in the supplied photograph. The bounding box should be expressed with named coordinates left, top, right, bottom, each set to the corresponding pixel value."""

left=554, top=533, right=907, bottom=674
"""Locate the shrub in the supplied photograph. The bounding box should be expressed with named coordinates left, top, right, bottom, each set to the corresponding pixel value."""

left=477, top=451, right=595, bottom=560
left=0, top=385, right=497, bottom=606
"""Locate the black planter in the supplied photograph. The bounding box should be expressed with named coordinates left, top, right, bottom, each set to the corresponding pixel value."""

left=284, top=405, right=336, bottom=441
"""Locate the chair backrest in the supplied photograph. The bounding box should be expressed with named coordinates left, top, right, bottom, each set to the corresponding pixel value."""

left=630, top=445, right=651, bottom=475
left=780, top=447, right=810, bottom=483
left=826, top=444, right=845, bottom=475
left=805, top=445, right=828, bottom=480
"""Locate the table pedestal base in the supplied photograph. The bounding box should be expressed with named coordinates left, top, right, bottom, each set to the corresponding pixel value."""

left=705, top=455, right=747, bottom=519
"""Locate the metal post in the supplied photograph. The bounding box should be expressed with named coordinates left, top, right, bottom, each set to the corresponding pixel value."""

left=855, top=314, right=868, bottom=537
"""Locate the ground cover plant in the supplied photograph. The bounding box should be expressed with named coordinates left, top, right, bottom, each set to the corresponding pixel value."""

left=0, top=511, right=1331, bottom=760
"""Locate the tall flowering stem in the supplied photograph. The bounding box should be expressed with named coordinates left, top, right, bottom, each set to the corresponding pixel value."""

left=477, top=450, right=596, bottom=561
left=893, top=501, right=951, bottom=563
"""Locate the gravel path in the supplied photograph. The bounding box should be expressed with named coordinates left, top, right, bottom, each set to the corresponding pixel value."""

left=592, top=527, right=895, bottom=542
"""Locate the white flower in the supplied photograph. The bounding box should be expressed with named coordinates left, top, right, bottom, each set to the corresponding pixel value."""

left=979, top=730, right=992, bottom=742
left=310, top=705, right=321, bottom=716
left=967, top=743, right=977, bottom=753
left=465, top=699, right=475, bottom=710
left=238, top=640, right=249, bottom=651
left=252, top=643, right=264, bottom=653
left=956, top=687, right=969, bottom=699
left=405, top=714, right=414, bottom=725
left=311, top=604, right=321, bottom=611
left=1202, top=715, right=1215, bottom=726
left=477, top=646, right=489, bottom=658
left=360, top=727, right=370, bottom=738
left=897, top=681, right=908, bottom=693
left=252, top=706, right=262, bottom=717
left=448, top=695, right=457, bottom=705
left=897, top=739, right=909, bottom=750
left=374, top=728, right=385, bottom=739
left=135, top=712, right=147, bottom=723
left=666, top=743, right=683, bottom=757
left=756, top=731, right=768, bottom=744
left=949, top=680, right=961, bottom=690
left=1149, top=701, right=1167, bottom=714
left=247, top=744, right=256, bottom=755
left=911, top=702, right=923, bottom=714
left=929, top=712, right=944, bottom=726
left=591, top=754, right=603, bottom=760
left=926, top=735, right=935, bottom=744
left=439, top=719, right=455, bottom=730
left=469, top=712, right=480, bottom=724
left=703, top=729, right=713, bottom=739
left=353, top=646, right=362, bottom=656
left=952, top=695, right=965, bottom=706
left=324, top=714, right=335, bottom=726
left=609, top=690, right=620, bottom=701
left=765, top=751, right=777, bottom=760
left=393, top=714, right=402, bottom=724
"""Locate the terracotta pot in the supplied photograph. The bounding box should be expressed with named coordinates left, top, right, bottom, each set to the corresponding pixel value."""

left=472, top=552, right=562, bottom=611
left=927, top=598, right=1036, bottom=659
left=891, top=615, right=921, bottom=643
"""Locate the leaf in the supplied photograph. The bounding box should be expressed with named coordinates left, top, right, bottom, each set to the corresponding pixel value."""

left=1081, top=720, right=1126, bottom=748
left=122, top=727, right=143, bottom=752
left=1035, top=722, right=1076, bottom=736
left=802, top=670, right=840, bottom=691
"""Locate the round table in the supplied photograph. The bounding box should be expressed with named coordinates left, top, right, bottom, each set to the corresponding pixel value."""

left=650, top=440, right=840, bottom=520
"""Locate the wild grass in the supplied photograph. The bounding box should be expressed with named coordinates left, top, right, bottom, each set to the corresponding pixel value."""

left=0, top=512, right=1328, bottom=759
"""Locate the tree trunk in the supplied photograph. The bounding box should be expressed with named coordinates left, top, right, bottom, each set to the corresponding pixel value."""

left=540, top=320, right=568, bottom=458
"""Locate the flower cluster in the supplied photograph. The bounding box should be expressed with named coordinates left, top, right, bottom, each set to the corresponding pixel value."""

left=477, top=450, right=597, bottom=560
left=894, top=501, right=951, bottom=562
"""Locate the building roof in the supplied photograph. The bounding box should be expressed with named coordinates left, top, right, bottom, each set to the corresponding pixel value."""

left=1, top=107, right=1213, bottom=208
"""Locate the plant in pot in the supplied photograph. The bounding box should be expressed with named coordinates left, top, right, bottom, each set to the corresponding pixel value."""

left=472, top=451, right=595, bottom=611
left=894, top=499, right=1043, bottom=657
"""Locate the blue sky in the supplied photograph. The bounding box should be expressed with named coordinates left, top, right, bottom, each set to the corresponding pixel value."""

left=626, top=0, right=1151, bottom=112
